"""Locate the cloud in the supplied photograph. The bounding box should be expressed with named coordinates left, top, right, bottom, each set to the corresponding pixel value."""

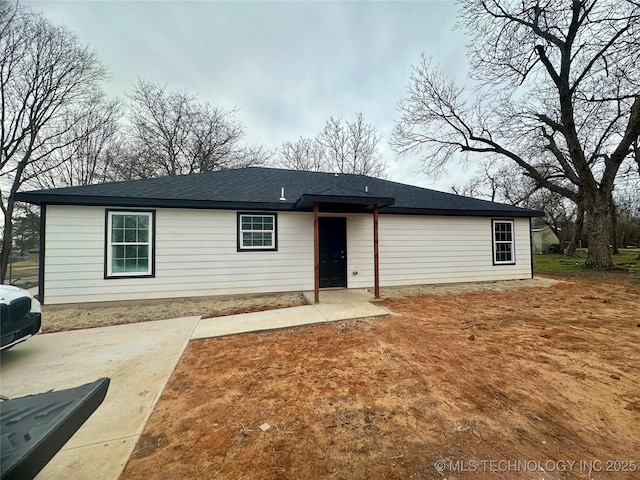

left=28, top=0, right=475, bottom=190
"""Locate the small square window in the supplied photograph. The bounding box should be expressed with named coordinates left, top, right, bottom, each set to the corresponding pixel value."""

left=238, top=213, right=277, bottom=251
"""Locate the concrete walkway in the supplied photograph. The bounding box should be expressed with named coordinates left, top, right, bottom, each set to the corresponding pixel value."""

left=0, top=316, right=200, bottom=480
left=0, top=290, right=388, bottom=479
left=193, top=289, right=387, bottom=340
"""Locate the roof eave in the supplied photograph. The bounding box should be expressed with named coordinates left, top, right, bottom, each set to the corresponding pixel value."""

left=14, top=193, right=298, bottom=212
left=381, top=206, right=543, bottom=218
left=15, top=193, right=543, bottom=217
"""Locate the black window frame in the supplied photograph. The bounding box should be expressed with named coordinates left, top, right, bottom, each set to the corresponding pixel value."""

left=237, top=212, right=278, bottom=252
left=104, top=209, right=156, bottom=279
left=492, top=219, right=516, bottom=265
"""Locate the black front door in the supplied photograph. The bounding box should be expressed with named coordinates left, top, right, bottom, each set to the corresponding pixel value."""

left=319, top=217, right=347, bottom=288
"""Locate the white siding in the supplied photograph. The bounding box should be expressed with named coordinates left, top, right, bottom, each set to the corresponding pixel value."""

left=377, top=215, right=532, bottom=285
left=43, top=206, right=532, bottom=304
left=346, top=215, right=374, bottom=289
left=44, top=206, right=314, bottom=304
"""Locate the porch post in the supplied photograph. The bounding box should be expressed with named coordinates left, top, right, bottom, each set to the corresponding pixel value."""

left=373, top=203, right=380, bottom=299
left=313, top=201, right=320, bottom=304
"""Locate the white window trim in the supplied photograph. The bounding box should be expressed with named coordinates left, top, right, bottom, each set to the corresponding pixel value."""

left=106, top=211, right=154, bottom=277
left=492, top=219, right=516, bottom=265
left=238, top=213, right=276, bottom=250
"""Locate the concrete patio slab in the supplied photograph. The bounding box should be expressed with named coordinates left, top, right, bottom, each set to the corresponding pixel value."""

left=192, top=305, right=326, bottom=339
left=193, top=292, right=388, bottom=340
left=0, top=315, right=200, bottom=480
left=302, top=288, right=377, bottom=304
left=313, top=301, right=387, bottom=321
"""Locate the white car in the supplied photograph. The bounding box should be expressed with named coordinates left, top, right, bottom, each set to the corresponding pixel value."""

left=0, top=285, right=42, bottom=350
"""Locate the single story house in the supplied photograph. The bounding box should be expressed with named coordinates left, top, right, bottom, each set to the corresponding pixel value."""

left=531, top=225, right=560, bottom=253
left=16, top=167, right=542, bottom=305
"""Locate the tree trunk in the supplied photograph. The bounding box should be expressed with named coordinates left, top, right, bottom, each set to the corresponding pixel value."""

left=565, top=203, right=584, bottom=256
left=610, top=199, right=619, bottom=255
left=584, top=197, right=614, bottom=269
left=0, top=200, right=15, bottom=284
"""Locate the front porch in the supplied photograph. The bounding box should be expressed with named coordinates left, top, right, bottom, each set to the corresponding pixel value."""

left=302, top=288, right=379, bottom=304
left=303, top=192, right=395, bottom=304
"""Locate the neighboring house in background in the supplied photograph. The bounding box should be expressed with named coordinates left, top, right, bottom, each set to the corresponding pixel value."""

left=531, top=225, right=560, bottom=253
left=16, top=167, right=542, bottom=305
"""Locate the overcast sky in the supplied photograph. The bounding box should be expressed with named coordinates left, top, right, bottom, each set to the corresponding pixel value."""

left=29, top=0, right=473, bottom=191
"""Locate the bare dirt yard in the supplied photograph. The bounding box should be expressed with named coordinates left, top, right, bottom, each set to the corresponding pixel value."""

left=42, top=293, right=306, bottom=333
left=41, top=278, right=556, bottom=333
left=121, top=278, right=640, bottom=480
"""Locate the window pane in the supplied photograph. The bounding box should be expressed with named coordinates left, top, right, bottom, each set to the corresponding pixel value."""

left=111, top=215, right=150, bottom=244
left=494, top=223, right=512, bottom=242
left=496, top=243, right=512, bottom=262
left=112, top=259, right=125, bottom=273
left=124, top=228, right=137, bottom=242
left=124, top=215, right=138, bottom=228
left=241, top=232, right=274, bottom=247
left=241, top=215, right=275, bottom=232
left=137, top=245, right=149, bottom=258
left=112, top=245, right=124, bottom=259
left=243, top=232, right=253, bottom=246
left=124, top=258, right=138, bottom=271
left=137, top=258, right=149, bottom=272
left=112, top=228, right=124, bottom=243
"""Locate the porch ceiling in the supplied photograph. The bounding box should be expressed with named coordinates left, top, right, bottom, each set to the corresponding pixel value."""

left=295, top=193, right=395, bottom=212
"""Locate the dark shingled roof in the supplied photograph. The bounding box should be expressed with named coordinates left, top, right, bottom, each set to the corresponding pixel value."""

left=15, top=167, right=542, bottom=217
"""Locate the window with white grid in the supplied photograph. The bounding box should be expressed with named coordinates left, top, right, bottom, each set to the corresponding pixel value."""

left=238, top=213, right=277, bottom=250
left=492, top=220, right=515, bottom=265
left=106, top=211, right=154, bottom=277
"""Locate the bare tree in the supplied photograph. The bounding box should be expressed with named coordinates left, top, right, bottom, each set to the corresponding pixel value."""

left=318, top=116, right=351, bottom=173
left=229, top=144, right=273, bottom=169
left=278, top=114, right=387, bottom=177
left=30, top=95, right=122, bottom=188
left=392, top=1, right=640, bottom=269
left=453, top=158, right=584, bottom=251
left=124, top=79, right=262, bottom=179
left=451, top=159, right=511, bottom=201
left=0, top=2, right=107, bottom=282
left=279, top=137, right=326, bottom=172
left=319, top=114, right=386, bottom=176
